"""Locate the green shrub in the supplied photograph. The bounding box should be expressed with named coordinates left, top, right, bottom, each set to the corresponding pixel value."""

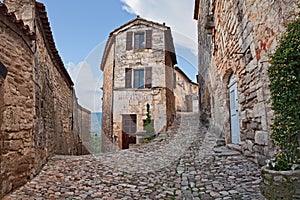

left=143, top=103, right=155, bottom=133
left=267, top=14, right=300, bottom=170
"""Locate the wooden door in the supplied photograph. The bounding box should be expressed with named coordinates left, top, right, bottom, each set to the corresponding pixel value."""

left=228, top=75, right=241, bottom=144
left=122, top=114, right=137, bottom=149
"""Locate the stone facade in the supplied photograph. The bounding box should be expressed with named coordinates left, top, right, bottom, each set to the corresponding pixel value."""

left=73, top=95, right=91, bottom=155
left=0, top=1, right=90, bottom=197
left=174, top=66, right=198, bottom=112
left=194, top=0, right=299, bottom=164
left=101, top=17, right=177, bottom=152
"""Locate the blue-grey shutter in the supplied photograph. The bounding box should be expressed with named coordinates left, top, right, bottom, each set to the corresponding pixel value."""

left=125, top=68, right=132, bottom=88
left=145, top=30, right=152, bottom=49
left=126, top=32, right=133, bottom=50
left=145, top=67, right=152, bottom=88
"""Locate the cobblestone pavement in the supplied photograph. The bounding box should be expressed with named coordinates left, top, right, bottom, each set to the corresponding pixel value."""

left=4, top=113, right=265, bottom=200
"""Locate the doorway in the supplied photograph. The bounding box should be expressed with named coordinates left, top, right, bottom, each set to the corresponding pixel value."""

left=122, top=114, right=137, bottom=149
left=228, top=75, right=241, bottom=144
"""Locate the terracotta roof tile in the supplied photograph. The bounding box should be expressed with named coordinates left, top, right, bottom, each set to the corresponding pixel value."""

left=36, top=2, right=73, bottom=87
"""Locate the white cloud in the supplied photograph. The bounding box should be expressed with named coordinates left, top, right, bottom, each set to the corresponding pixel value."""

left=120, top=0, right=197, bottom=55
left=66, top=42, right=105, bottom=112
left=66, top=61, right=103, bottom=112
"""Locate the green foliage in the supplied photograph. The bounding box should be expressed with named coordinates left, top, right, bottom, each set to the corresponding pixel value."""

left=267, top=15, right=300, bottom=170
left=143, top=103, right=155, bottom=133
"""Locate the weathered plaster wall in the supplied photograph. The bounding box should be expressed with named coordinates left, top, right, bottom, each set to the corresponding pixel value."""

left=113, top=89, right=168, bottom=147
left=174, top=68, right=198, bottom=112
left=111, top=22, right=175, bottom=149
left=196, top=0, right=299, bottom=164
left=114, top=24, right=167, bottom=89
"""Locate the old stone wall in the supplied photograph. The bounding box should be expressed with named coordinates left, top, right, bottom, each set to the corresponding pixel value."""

left=0, top=1, right=90, bottom=197
left=34, top=6, right=79, bottom=158
left=0, top=4, right=35, bottom=196
left=114, top=23, right=167, bottom=89
left=174, top=67, right=198, bottom=112
left=73, top=97, right=91, bottom=155
left=101, top=41, right=115, bottom=153
left=101, top=19, right=177, bottom=150
left=196, top=0, right=299, bottom=164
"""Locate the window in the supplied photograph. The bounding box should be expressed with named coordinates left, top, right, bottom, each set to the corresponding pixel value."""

left=125, top=67, right=152, bottom=88
left=134, top=33, right=145, bottom=50
left=126, top=30, right=152, bottom=51
left=134, top=69, right=144, bottom=88
left=125, top=67, right=152, bottom=89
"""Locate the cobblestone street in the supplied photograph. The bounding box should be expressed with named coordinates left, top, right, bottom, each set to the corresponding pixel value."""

left=4, top=113, right=265, bottom=200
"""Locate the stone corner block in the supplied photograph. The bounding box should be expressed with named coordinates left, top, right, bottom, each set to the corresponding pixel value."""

left=254, top=131, right=269, bottom=145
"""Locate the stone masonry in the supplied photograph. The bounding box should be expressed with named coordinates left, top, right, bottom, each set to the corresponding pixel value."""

left=100, top=17, right=177, bottom=152
left=0, top=1, right=90, bottom=198
left=174, top=66, right=198, bottom=112
left=194, top=0, right=299, bottom=165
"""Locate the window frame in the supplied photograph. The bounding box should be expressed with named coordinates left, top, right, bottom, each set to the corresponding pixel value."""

left=134, top=32, right=145, bottom=50
left=133, top=69, right=145, bottom=89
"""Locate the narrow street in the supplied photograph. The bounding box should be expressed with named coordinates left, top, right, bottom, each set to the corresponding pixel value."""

left=4, top=113, right=265, bottom=200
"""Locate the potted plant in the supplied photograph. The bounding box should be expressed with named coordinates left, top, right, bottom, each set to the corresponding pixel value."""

left=260, top=13, right=300, bottom=200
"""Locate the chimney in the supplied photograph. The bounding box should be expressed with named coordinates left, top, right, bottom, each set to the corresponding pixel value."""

left=3, top=0, right=36, bottom=30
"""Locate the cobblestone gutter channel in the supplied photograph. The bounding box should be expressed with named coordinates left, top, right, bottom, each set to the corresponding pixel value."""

left=4, top=113, right=265, bottom=200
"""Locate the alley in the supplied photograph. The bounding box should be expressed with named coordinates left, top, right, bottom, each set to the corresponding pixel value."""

left=4, top=113, right=265, bottom=200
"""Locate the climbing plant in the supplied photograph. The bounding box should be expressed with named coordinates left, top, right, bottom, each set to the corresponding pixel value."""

left=267, top=14, right=300, bottom=171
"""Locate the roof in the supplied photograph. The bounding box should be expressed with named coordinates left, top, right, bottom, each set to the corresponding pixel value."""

left=175, top=66, right=197, bottom=85
left=36, top=2, right=73, bottom=87
left=110, top=17, right=169, bottom=35
left=194, top=0, right=200, bottom=20
left=0, top=2, right=36, bottom=40
left=101, top=17, right=177, bottom=70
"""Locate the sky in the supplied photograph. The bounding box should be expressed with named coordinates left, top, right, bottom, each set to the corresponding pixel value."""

left=37, top=0, right=198, bottom=112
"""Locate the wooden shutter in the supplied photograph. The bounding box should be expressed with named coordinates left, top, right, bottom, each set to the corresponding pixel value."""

left=145, top=67, right=152, bottom=88
left=125, top=68, right=132, bottom=88
left=145, top=30, right=152, bottom=49
left=126, top=31, right=133, bottom=50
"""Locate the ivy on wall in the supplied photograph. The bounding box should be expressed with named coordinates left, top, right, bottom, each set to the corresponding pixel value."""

left=267, top=13, right=300, bottom=170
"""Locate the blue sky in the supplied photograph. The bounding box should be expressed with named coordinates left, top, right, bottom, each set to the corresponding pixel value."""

left=37, top=0, right=198, bottom=112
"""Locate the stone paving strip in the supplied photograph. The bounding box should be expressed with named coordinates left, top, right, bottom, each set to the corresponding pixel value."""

left=4, top=113, right=266, bottom=200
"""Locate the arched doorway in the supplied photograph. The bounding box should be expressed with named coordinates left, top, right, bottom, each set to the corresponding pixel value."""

left=228, top=74, right=241, bottom=144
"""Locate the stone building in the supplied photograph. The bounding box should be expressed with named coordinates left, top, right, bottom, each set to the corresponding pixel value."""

left=174, top=66, right=198, bottom=112
left=194, top=0, right=299, bottom=164
left=101, top=17, right=177, bottom=152
left=0, top=1, right=90, bottom=197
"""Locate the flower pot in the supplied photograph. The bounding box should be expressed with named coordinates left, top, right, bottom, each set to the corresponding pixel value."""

left=261, top=166, right=300, bottom=199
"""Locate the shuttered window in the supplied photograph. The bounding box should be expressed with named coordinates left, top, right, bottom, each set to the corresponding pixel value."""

left=145, top=67, right=152, bottom=88
left=134, top=33, right=145, bottom=50
left=126, top=32, right=133, bottom=50
left=145, top=30, right=152, bottom=49
left=134, top=69, right=144, bottom=88
left=125, top=67, right=151, bottom=89
left=125, top=68, right=132, bottom=88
